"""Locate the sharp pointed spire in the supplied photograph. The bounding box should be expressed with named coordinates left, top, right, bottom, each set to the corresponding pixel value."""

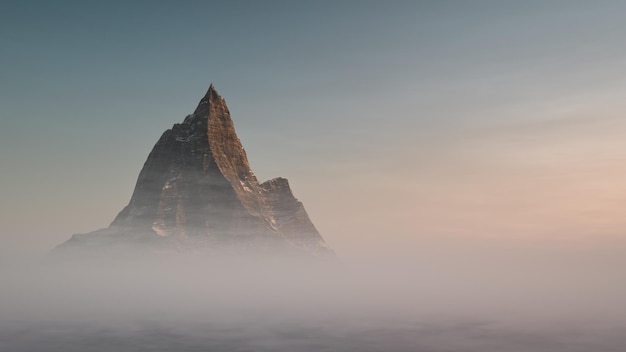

left=205, top=83, right=219, bottom=101
left=194, top=83, right=224, bottom=115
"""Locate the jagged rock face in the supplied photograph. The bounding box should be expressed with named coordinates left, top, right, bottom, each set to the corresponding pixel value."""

left=261, top=178, right=327, bottom=247
left=56, top=85, right=331, bottom=256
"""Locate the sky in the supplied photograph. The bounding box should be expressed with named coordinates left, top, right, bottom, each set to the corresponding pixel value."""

left=2, top=0, right=626, bottom=261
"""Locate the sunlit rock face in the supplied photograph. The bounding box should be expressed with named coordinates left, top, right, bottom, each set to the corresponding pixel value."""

left=53, top=85, right=332, bottom=258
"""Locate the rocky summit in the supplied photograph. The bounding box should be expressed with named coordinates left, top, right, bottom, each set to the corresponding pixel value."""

left=53, top=85, right=332, bottom=258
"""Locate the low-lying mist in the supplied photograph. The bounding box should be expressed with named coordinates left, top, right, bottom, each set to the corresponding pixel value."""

left=1, top=240, right=625, bottom=352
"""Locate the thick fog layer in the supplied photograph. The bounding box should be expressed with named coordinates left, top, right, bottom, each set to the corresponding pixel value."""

left=1, top=242, right=625, bottom=352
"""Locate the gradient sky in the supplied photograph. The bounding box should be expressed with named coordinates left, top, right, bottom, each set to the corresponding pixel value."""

left=2, top=0, right=626, bottom=259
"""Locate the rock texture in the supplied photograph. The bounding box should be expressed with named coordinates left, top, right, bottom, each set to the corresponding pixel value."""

left=54, top=84, right=331, bottom=257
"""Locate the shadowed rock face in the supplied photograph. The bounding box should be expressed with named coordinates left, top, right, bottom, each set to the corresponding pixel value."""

left=54, top=85, right=332, bottom=257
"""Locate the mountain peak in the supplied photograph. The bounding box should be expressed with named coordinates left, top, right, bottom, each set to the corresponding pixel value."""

left=53, top=84, right=333, bottom=259
left=194, top=83, right=226, bottom=116
left=206, top=83, right=219, bottom=100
